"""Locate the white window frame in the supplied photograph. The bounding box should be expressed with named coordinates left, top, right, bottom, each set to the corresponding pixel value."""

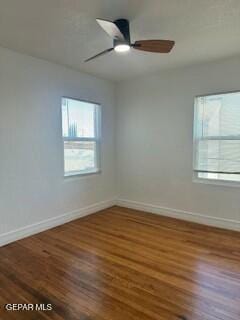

left=62, top=97, right=101, bottom=177
left=193, top=91, right=240, bottom=187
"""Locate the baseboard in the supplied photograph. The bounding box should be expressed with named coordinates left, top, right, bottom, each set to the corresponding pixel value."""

left=2, top=197, right=239, bottom=247
left=117, top=199, right=240, bottom=232
left=0, top=199, right=116, bottom=247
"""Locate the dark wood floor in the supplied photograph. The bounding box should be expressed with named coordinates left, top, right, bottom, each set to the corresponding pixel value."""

left=0, top=206, right=240, bottom=320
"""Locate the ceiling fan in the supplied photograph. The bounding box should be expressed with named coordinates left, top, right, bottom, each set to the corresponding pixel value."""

left=85, top=18, right=175, bottom=62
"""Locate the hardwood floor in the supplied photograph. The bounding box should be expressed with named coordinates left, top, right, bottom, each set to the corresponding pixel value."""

left=0, top=206, right=240, bottom=320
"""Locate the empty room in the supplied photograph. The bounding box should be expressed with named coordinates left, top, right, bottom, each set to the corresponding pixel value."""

left=0, top=0, right=240, bottom=319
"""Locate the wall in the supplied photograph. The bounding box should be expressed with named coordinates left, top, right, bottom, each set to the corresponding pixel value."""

left=116, top=57, right=240, bottom=230
left=0, top=46, right=116, bottom=245
left=1, top=46, right=240, bottom=246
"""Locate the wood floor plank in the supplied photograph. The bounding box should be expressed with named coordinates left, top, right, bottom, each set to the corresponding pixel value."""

left=0, top=206, right=239, bottom=319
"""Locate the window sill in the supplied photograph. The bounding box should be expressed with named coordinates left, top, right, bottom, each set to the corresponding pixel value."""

left=64, top=169, right=101, bottom=179
left=193, top=176, right=240, bottom=188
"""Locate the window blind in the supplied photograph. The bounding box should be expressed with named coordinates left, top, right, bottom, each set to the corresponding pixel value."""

left=194, top=92, right=240, bottom=175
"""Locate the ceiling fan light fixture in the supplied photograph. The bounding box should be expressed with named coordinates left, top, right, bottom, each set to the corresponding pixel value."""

left=85, top=18, right=175, bottom=62
left=114, top=44, right=130, bottom=53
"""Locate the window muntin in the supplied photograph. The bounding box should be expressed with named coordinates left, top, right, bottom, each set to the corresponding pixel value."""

left=193, top=92, right=240, bottom=183
left=62, top=98, right=101, bottom=176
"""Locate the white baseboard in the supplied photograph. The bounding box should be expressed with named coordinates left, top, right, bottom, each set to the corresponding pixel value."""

left=117, top=199, right=240, bottom=232
left=0, top=199, right=116, bottom=247
left=1, top=197, right=239, bottom=247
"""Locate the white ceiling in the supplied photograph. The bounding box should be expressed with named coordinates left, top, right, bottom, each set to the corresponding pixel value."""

left=0, top=0, right=240, bottom=81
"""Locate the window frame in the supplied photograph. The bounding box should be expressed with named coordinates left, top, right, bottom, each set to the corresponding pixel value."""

left=192, top=90, right=240, bottom=187
left=61, top=96, right=101, bottom=178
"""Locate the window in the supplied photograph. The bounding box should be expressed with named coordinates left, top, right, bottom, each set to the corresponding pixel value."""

left=193, top=92, right=240, bottom=184
left=61, top=97, right=101, bottom=176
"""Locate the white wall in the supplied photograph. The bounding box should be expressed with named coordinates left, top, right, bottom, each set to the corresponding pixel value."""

left=116, top=57, right=240, bottom=229
left=0, top=46, right=116, bottom=241
left=1, top=46, right=240, bottom=243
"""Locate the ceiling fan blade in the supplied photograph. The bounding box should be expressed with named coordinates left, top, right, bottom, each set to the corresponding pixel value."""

left=85, top=48, right=114, bottom=62
left=96, top=19, right=125, bottom=40
left=133, top=40, right=175, bottom=53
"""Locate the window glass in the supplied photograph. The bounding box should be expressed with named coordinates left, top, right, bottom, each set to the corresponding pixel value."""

left=62, top=98, right=100, bottom=176
left=193, top=92, right=240, bottom=183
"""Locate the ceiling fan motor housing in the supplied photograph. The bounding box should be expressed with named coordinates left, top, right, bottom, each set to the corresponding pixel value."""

left=113, top=19, right=131, bottom=47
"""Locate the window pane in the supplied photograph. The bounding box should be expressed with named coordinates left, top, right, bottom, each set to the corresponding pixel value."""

left=64, top=141, right=98, bottom=175
left=194, top=92, right=240, bottom=182
left=62, top=98, right=97, bottom=138
left=196, top=140, right=240, bottom=173
left=195, top=92, right=240, bottom=138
